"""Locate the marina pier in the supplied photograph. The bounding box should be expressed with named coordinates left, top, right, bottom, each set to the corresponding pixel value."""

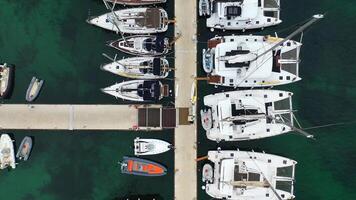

left=0, top=104, right=183, bottom=130
left=174, top=0, right=198, bottom=198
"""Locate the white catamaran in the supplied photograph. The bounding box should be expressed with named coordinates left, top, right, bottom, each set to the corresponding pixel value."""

left=203, top=150, right=297, bottom=200
left=87, top=7, right=170, bottom=34
left=204, top=0, right=282, bottom=31
left=202, top=14, right=324, bottom=88
left=201, top=90, right=295, bottom=141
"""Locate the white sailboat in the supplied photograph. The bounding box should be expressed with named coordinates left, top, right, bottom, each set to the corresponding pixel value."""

left=0, top=134, right=16, bottom=170
left=205, top=0, right=282, bottom=31
left=107, top=35, right=170, bottom=56
left=101, top=80, right=169, bottom=102
left=134, top=137, right=172, bottom=156
left=203, top=150, right=297, bottom=200
left=201, top=90, right=294, bottom=141
left=101, top=56, right=171, bottom=79
left=87, top=7, right=170, bottom=34
left=202, top=14, right=324, bottom=88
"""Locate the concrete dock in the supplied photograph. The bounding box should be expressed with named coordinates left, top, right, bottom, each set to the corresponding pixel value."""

left=0, top=104, right=172, bottom=130
left=174, top=0, right=198, bottom=198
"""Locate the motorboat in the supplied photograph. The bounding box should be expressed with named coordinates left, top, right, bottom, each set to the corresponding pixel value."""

left=101, top=80, right=169, bottom=102
left=0, top=134, right=16, bottom=169
left=108, top=35, right=170, bottom=56
left=120, top=156, right=167, bottom=176
left=202, top=14, right=324, bottom=88
left=205, top=0, right=282, bottom=31
left=0, top=63, right=15, bottom=99
left=26, top=77, right=44, bottom=102
left=134, top=137, right=172, bottom=156
left=87, top=7, right=171, bottom=34
left=16, top=136, right=32, bottom=161
left=104, top=0, right=166, bottom=5
left=203, top=150, right=297, bottom=200
left=201, top=90, right=294, bottom=141
left=101, top=57, right=170, bottom=79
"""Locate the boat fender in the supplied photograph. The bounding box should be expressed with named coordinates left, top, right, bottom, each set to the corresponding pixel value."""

left=132, top=124, right=138, bottom=130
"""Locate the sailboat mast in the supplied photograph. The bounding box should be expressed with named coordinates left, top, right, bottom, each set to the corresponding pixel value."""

left=254, top=14, right=324, bottom=61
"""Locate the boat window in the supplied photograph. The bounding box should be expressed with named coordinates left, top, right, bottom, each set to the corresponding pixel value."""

left=277, top=166, right=294, bottom=178
left=276, top=181, right=293, bottom=193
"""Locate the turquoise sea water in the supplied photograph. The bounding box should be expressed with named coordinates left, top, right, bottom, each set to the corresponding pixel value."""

left=1, top=0, right=356, bottom=200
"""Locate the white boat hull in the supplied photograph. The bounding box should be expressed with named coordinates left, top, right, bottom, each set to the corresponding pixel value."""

left=101, top=57, right=170, bottom=79
left=0, top=134, right=16, bottom=169
left=87, top=8, right=169, bottom=34
left=134, top=137, right=172, bottom=156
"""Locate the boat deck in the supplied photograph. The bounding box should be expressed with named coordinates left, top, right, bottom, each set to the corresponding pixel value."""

left=174, top=0, right=197, bottom=198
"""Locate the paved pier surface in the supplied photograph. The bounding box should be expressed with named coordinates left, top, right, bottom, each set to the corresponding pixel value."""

left=174, top=0, right=198, bottom=198
left=0, top=104, right=159, bottom=130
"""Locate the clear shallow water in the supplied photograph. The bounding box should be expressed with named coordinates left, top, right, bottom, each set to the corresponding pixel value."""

left=197, top=0, right=356, bottom=200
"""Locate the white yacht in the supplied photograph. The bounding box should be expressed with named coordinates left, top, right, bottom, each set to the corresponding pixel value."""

left=0, top=134, right=16, bottom=170
left=101, top=57, right=170, bottom=79
left=203, top=150, right=297, bottom=200
left=134, top=137, right=172, bottom=156
left=201, top=90, right=294, bottom=141
left=87, top=7, right=170, bottom=34
left=205, top=0, right=281, bottom=31
left=101, top=80, right=169, bottom=102
left=202, top=14, right=324, bottom=88
left=107, top=35, right=170, bottom=56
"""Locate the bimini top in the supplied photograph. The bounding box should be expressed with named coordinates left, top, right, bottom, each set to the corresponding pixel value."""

left=138, top=80, right=161, bottom=101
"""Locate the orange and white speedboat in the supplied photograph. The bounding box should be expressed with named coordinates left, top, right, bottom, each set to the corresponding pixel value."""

left=120, top=156, right=167, bottom=176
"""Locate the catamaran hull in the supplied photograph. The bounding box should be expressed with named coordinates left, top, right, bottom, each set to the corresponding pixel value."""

left=204, top=90, right=294, bottom=141
left=204, top=150, right=296, bottom=200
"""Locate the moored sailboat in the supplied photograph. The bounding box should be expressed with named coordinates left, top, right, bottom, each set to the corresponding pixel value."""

left=87, top=7, right=171, bottom=34
left=204, top=0, right=282, bottom=31
left=107, top=35, right=170, bottom=56
left=201, top=89, right=295, bottom=141
left=202, top=14, right=324, bottom=88
left=101, top=56, right=170, bottom=79
left=203, top=150, right=297, bottom=200
left=101, top=80, right=170, bottom=102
